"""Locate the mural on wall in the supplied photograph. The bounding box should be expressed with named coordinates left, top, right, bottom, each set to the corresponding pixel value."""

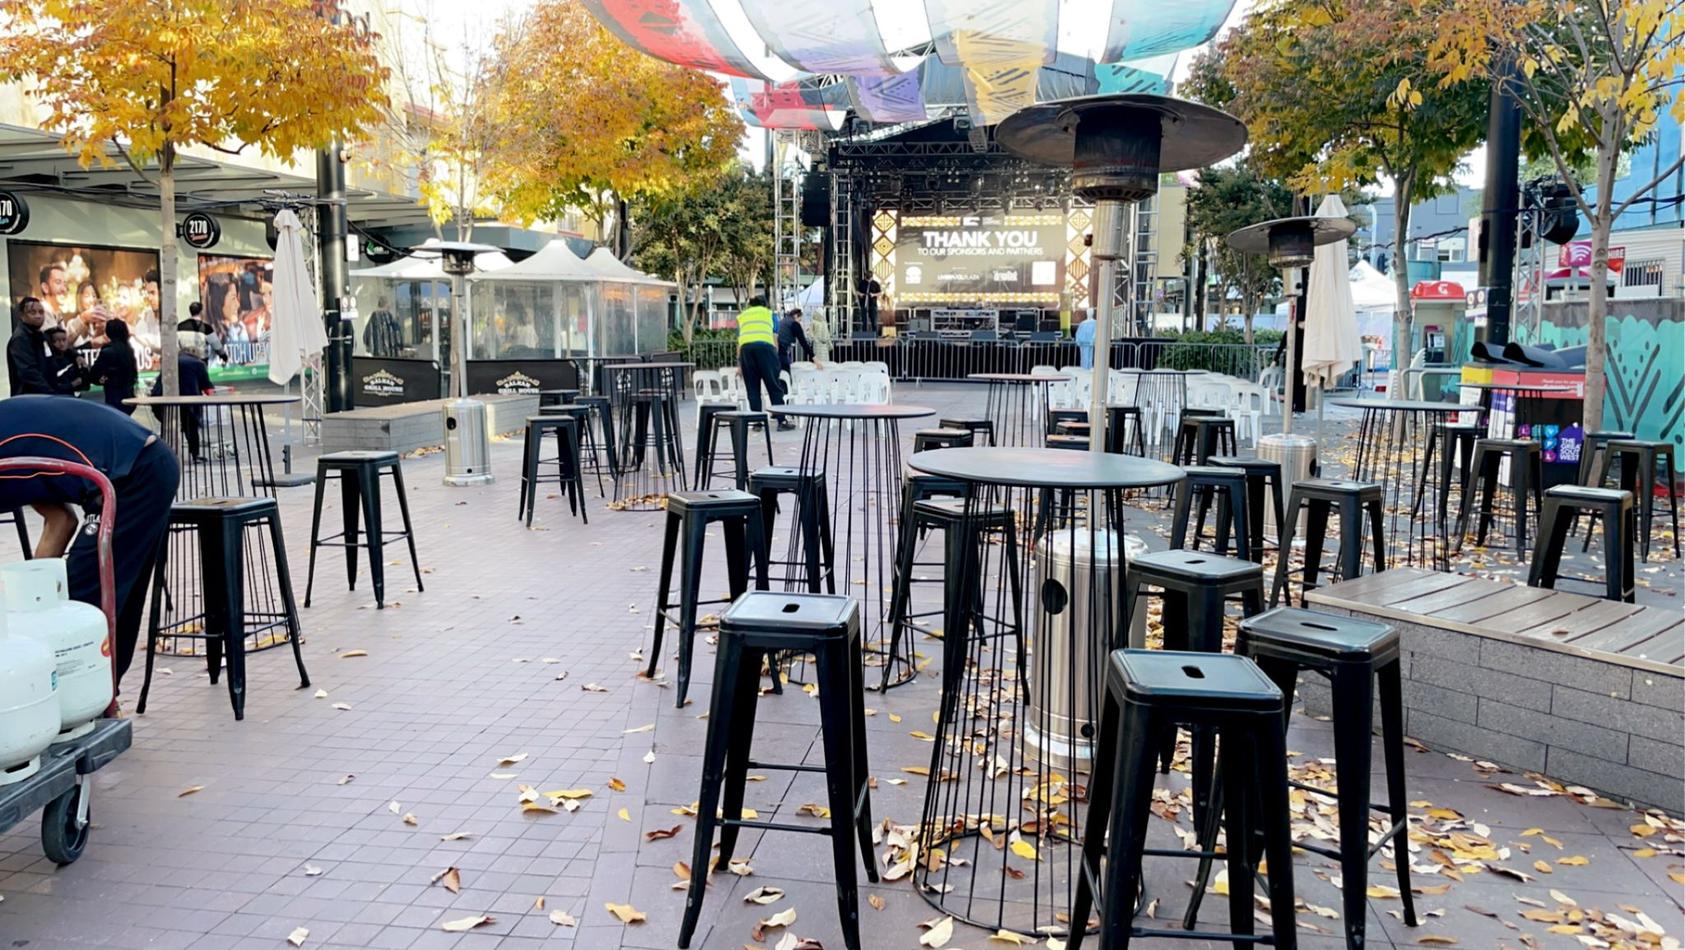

left=6, top=239, right=164, bottom=369
left=1537, top=299, right=1683, bottom=473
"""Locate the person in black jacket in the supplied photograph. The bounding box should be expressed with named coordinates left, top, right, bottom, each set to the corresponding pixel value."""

left=7, top=296, right=62, bottom=396
left=149, top=341, right=217, bottom=461
left=43, top=327, right=87, bottom=393
left=776, top=307, right=817, bottom=375
left=89, top=318, right=140, bottom=414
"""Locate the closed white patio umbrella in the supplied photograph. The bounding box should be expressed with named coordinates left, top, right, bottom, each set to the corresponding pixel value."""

left=1301, top=194, right=1361, bottom=393
left=267, top=209, right=329, bottom=386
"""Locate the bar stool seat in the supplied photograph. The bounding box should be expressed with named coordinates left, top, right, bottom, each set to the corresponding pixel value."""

left=1578, top=429, right=1634, bottom=488
left=913, top=428, right=973, bottom=453
left=1067, top=649, right=1296, bottom=950
left=140, top=497, right=309, bottom=721
left=1532, top=485, right=1635, bottom=602
left=938, top=416, right=996, bottom=446
left=678, top=592, right=876, bottom=950
left=647, top=490, right=769, bottom=706
left=306, top=450, right=423, bottom=610
left=1045, top=408, right=1086, bottom=436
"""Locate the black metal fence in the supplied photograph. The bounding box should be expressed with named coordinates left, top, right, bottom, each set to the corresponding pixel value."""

left=677, top=336, right=1276, bottom=382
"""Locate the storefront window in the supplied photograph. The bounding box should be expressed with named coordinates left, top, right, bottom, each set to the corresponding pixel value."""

left=352, top=277, right=445, bottom=361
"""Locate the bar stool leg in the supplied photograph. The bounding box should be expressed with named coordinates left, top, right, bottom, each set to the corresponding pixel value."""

left=136, top=529, right=172, bottom=715
left=1331, top=663, right=1378, bottom=947
left=1663, top=449, right=1681, bottom=558
left=714, top=646, right=762, bottom=870
left=1378, top=659, right=1418, bottom=928
left=1170, top=481, right=1195, bottom=550
left=1271, top=493, right=1303, bottom=607
left=215, top=519, right=248, bottom=721
left=1366, top=498, right=1388, bottom=575
left=678, top=637, right=744, bottom=950
left=360, top=466, right=387, bottom=608
left=1303, top=498, right=1331, bottom=597
left=673, top=515, right=710, bottom=707
left=265, top=513, right=310, bottom=689
left=1254, top=718, right=1299, bottom=950
left=646, top=512, right=681, bottom=681
left=304, top=470, right=328, bottom=608
left=389, top=465, right=425, bottom=591
left=340, top=469, right=361, bottom=591
left=845, top=633, right=878, bottom=879
left=1223, top=734, right=1257, bottom=944
left=1066, top=690, right=1120, bottom=950
left=1100, top=706, right=1159, bottom=949
left=814, top=641, right=864, bottom=950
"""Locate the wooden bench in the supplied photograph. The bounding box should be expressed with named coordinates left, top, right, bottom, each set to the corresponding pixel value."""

left=1304, top=567, right=1683, bottom=813
left=319, top=395, right=540, bottom=455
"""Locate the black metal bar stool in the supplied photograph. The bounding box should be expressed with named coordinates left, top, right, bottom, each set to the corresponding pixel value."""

left=577, top=394, right=619, bottom=474
left=1046, top=407, right=1087, bottom=436
left=1424, top=419, right=1480, bottom=527
left=305, top=450, right=423, bottom=610
left=1067, top=649, right=1296, bottom=950
left=912, top=427, right=974, bottom=453
left=140, top=497, right=309, bottom=721
left=1106, top=405, right=1148, bottom=456
left=938, top=416, right=996, bottom=446
left=1455, top=438, right=1543, bottom=556
left=1209, top=455, right=1285, bottom=562
left=517, top=415, right=588, bottom=527
left=1170, top=465, right=1252, bottom=561
left=1184, top=607, right=1414, bottom=947
left=1125, top=549, right=1265, bottom=832
left=1532, top=485, right=1635, bottom=602
left=1047, top=433, right=1089, bottom=451
left=538, top=403, right=607, bottom=498
left=1598, top=439, right=1680, bottom=562
left=677, top=592, right=876, bottom=950
left=1577, top=429, right=1634, bottom=489
left=647, top=490, right=768, bottom=707
left=539, top=388, right=579, bottom=407
left=1271, top=478, right=1386, bottom=607
left=749, top=466, right=835, bottom=594
left=1057, top=419, right=1093, bottom=438
left=698, top=409, right=773, bottom=490
left=884, top=496, right=1025, bottom=692
left=1173, top=415, right=1237, bottom=466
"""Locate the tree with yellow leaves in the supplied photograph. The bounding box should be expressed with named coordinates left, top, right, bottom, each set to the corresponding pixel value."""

left=1422, top=0, right=1685, bottom=430
left=479, top=0, right=743, bottom=247
left=0, top=0, right=388, bottom=395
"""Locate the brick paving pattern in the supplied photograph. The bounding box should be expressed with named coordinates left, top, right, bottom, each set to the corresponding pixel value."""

left=0, top=385, right=1679, bottom=949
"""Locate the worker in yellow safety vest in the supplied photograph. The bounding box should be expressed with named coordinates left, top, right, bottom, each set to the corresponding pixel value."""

left=736, top=295, right=795, bottom=428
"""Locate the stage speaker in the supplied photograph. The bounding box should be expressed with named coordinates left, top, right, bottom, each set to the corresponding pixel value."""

left=800, top=173, right=830, bottom=228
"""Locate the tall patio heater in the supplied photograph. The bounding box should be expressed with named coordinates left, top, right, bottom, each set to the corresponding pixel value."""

left=423, top=241, right=501, bottom=487
left=996, top=95, right=1247, bottom=448
left=1226, top=216, right=1356, bottom=533
left=1224, top=216, right=1356, bottom=435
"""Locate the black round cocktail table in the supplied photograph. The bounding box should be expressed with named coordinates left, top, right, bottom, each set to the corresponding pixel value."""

left=968, top=373, right=1069, bottom=447
left=772, top=403, right=935, bottom=687
left=903, top=446, right=1184, bottom=935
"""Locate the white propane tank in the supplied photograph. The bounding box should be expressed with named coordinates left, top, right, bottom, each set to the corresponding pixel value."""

left=0, top=603, right=60, bottom=785
left=3, top=560, right=111, bottom=740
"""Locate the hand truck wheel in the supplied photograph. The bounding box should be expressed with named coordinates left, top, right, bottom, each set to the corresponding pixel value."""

left=41, top=779, right=91, bottom=866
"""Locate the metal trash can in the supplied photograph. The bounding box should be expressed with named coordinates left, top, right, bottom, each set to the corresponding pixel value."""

left=1258, top=432, right=1317, bottom=538
left=1024, top=529, right=1147, bottom=773
left=442, top=398, right=494, bottom=486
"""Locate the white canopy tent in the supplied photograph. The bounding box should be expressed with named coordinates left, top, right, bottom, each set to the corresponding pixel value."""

left=467, top=240, right=601, bottom=360
left=577, top=247, right=678, bottom=355
left=349, top=243, right=513, bottom=363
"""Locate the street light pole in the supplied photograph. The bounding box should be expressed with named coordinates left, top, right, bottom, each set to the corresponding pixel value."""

left=317, top=143, right=354, bottom=411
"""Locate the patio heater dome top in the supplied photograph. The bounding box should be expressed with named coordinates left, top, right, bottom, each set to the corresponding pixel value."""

left=1225, top=215, right=1355, bottom=269
left=995, top=94, right=1246, bottom=202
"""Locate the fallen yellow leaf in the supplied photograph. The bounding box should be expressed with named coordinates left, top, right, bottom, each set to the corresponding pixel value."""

left=440, top=915, right=492, bottom=933
left=1009, top=839, right=1039, bottom=861
left=604, top=902, right=647, bottom=925
left=617, top=807, right=631, bottom=822
left=1556, top=855, right=1589, bottom=866
left=178, top=786, right=204, bottom=797
left=339, top=650, right=368, bottom=658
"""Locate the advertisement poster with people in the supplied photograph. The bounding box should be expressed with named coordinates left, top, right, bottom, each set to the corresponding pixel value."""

left=7, top=239, right=165, bottom=370
left=196, top=253, right=273, bottom=372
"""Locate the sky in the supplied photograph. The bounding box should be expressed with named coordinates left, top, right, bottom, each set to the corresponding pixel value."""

left=391, top=0, right=1486, bottom=189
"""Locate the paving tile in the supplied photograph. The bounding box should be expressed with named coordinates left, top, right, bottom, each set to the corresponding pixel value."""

left=0, top=388, right=1680, bottom=949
